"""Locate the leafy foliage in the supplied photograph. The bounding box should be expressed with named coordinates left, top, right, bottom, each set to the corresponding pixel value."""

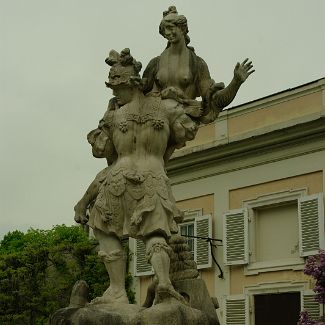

left=299, top=251, right=325, bottom=325
left=0, top=225, right=135, bottom=325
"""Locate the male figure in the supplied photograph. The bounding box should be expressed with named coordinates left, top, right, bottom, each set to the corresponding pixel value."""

left=82, top=48, right=197, bottom=304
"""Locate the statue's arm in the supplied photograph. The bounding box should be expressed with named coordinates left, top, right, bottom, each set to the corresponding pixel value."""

left=87, top=128, right=108, bottom=158
left=196, top=57, right=225, bottom=123
left=214, top=59, right=254, bottom=108
left=142, top=56, right=159, bottom=94
left=74, top=167, right=108, bottom=224
left=197, top=57, right=214, bottom=98
left=87, top=110, right=116, bottom=161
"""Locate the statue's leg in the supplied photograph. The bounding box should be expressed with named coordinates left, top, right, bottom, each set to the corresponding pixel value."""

left=145, top=236, right=172, bottom=286
left=91, top=229, right=128, bottom=304
left=145, top=236, right=187, bottom=305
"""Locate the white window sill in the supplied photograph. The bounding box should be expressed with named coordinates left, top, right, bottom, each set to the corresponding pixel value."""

left=244, top=257, right=305, bottom=275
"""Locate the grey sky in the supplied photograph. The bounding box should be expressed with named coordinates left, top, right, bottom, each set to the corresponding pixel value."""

left=1, top=0, right=325, bottom=240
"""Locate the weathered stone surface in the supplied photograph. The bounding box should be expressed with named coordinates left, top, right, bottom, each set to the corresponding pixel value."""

left=69, top=280, right=89, bottom=308
left=50, top=303, right=144, bottom=325
left=49, top=301, right=215, bottom=325
left=70, top=6, right=253, bottom=323
left=169, top=234, right=199, bottom=281
left=174, top=279, right=219, bottom=325
left=139, top=301, right=210, bottom=325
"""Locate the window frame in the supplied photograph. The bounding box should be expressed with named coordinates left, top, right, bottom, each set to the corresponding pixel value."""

left=179, top=208, right=213, bottom=269
left=179, top=209, right=202, bottom=266
left=243, top=188, right=307, bottom=275
left=179, top=221, right=195, bottom=259
left=242, top=281, right=310, bottom=325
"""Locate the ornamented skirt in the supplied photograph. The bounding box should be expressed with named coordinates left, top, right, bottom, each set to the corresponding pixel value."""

left=88, top=167, right=183, bottom=239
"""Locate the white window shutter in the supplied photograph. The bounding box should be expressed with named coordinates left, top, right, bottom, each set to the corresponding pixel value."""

left=301, top=290, right=321, bottom=320
left=224, top=295, right=249, bottom=325
left=134, top=238, right=154, bottom=276
left=195, top=214, right=212, bottom=269
left=298, top=193, right=324, bottom=257
left=223, top=208, right=249, bottom=265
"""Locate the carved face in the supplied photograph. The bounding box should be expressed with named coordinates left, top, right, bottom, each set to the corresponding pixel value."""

left=108, top=65, right=135, bottom=87
left=112, top=85, right=135, bottom=106
left=163, top=22, right=184, bottom=44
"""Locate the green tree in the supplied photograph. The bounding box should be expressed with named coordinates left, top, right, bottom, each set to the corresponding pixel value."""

left=0, top=225, right=135, bottom=325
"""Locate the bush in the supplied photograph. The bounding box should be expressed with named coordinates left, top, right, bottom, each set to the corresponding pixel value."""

left=298, top=250, right=325, bottom=325
left=0, top=225, right=135, bottom=325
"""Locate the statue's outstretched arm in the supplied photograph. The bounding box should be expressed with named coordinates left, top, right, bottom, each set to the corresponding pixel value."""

left=214, top=59, right=254, bottom=108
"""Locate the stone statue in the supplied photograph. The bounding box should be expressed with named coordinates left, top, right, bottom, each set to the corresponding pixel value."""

left=86, top=48, right=198, bottom=305
left=65, top=6, right=254, bottom=324
left=143, top=6, right=254, bottom=123
left=74, top=5, right=254, bottom=226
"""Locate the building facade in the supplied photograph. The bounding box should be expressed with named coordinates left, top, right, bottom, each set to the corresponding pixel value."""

left=131, top=78, right=325, bottom=325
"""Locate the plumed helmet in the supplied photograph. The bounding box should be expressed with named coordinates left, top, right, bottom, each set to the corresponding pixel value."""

left=105, top=48, right=142, bottom=88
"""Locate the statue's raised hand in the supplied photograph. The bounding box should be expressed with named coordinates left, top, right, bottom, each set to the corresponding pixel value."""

left=234, top=58, right=255, bottom=83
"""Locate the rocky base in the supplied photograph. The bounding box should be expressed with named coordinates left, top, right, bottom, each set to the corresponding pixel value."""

left=50, top=278, right=219, bottom=325
left=173, top=279, right=219, bottom=325
left=50, top=300, right=214, bottom=325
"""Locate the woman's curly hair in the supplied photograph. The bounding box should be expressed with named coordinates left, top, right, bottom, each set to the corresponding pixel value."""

left=159, top=6, right=192, bottom=49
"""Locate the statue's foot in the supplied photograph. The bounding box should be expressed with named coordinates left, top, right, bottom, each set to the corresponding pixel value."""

left=155, top=283, right=189, bottom=306
left=90, top=287, right=129, bottom=305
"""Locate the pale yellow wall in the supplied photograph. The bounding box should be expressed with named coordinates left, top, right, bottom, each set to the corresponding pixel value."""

left=139, top=276, right=153, bottom=305
left=228, top=92, right=322, bottom=137
left=185, top=123, right=215, bottom=148
left=176, top=194, right=214, bottom=215
left=177, top=89, right=323, bottom=150
left=176, top=194, right=215, bottom=297
left=229, top=171, right=323, bottom=210
left=228, top=171, right=323, bottom=295
left=230, top=267, right=312, bottom=295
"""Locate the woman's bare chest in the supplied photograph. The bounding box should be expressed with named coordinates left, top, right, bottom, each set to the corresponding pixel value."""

left=156, top=50, right=193, bottom=89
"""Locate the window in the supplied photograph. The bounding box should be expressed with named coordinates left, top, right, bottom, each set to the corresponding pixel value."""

left=254, top=292, right=300, bottom=325
left=254, top=203, right=299, bottom=263
left=223, top=190, right=324, bottom=273
left=224, top=283, right=321, bottom=325
left=180, top=222, right=195, bottom=257
left=134, top=238, right=154, bottom=276
left=179, top=209, right=213, bottom=270
left=224, top=294, right=249, bottom=325
left=248, top=201, right=302, bottom=273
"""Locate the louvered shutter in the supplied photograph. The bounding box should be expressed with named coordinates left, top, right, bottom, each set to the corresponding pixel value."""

left=224, top=295, right=249, bottom=325
left=134, top=238, right=154, bottom=276
left=298, top=193, right=324, bottom=257
left=302, top=291, right=321, bottom=320
left=223, top=208, right=249, bottom=265
left=195, top=214, right=212, bottom=269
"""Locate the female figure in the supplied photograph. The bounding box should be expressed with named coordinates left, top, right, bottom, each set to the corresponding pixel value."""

left=143, top=6, right=254, bottom=123
left=86, top=49, right=197, bottom=304
left=74, top=8, right=254, bottom=222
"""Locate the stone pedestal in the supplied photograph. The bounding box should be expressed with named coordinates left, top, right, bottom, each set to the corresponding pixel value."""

left=173, top=278, right=219, bottom=325
left=50, top=303, right=143, bottom=325
left=50, top=278, right=219, bottom=324
left=49, top=300, right=214, bottom=325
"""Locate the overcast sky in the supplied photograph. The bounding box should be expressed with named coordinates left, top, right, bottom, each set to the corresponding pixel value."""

left=1, top=0, right=325, bottom=240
